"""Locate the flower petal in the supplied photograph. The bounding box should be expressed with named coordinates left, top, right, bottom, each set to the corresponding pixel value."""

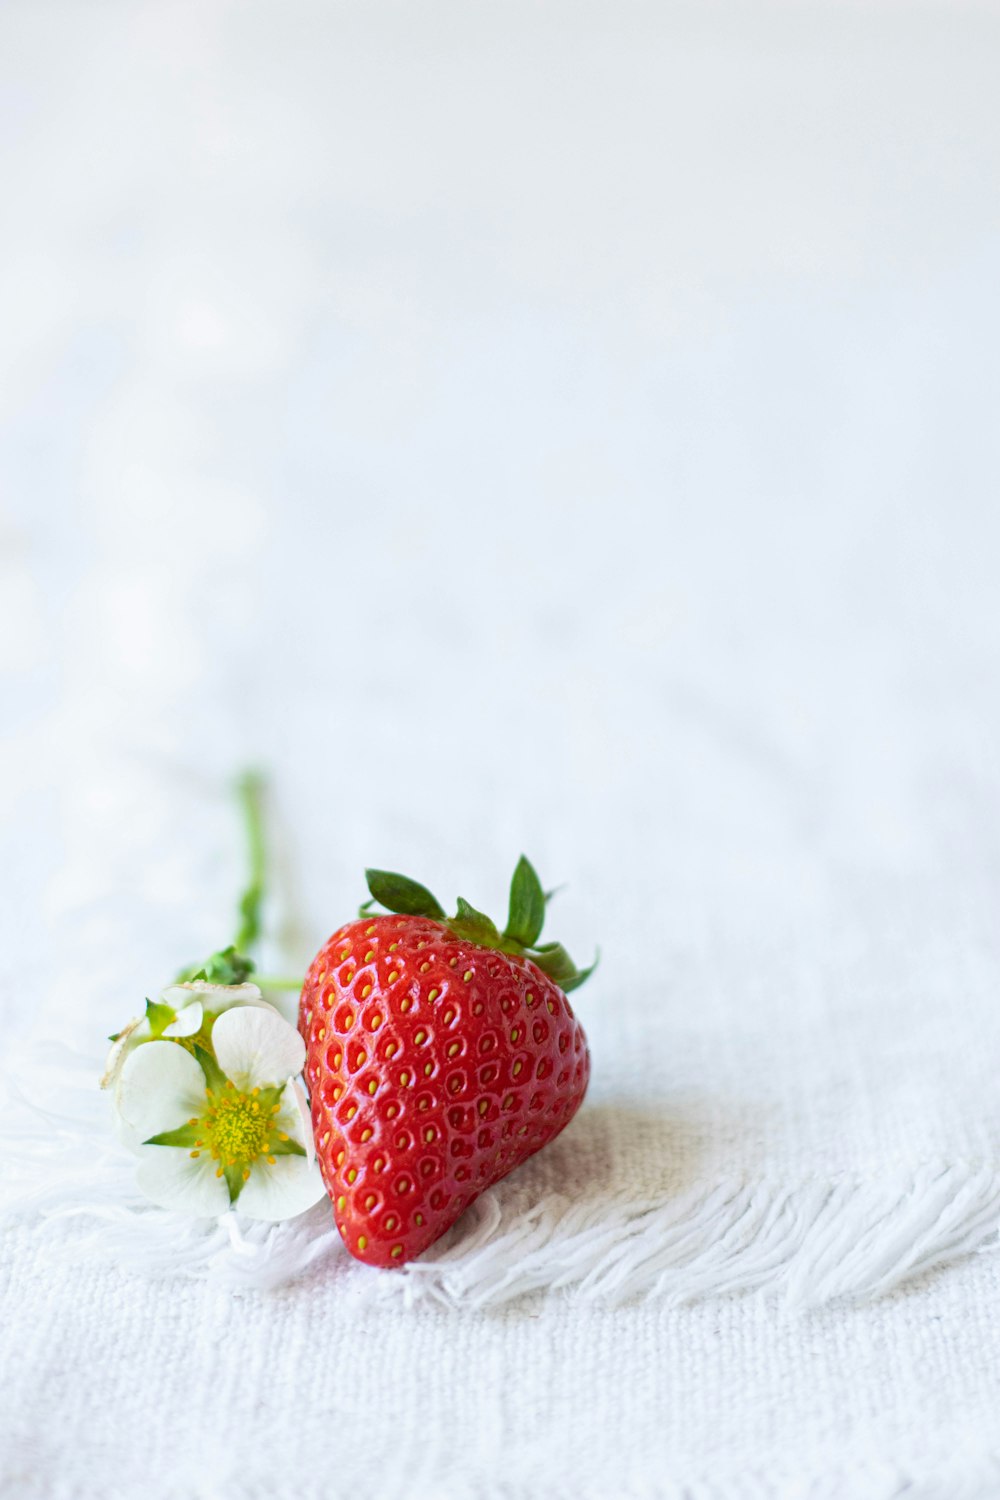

left=100, top=1016, right=145, bottom=1092
left=235, top=1155, right=326, bottom=1222
left=211, top=1006, right=305, bottom=1091
left=161, top=981, right=269, bottom=1014
left=116, top=1041, right=209, bottom=1152
left=135, top=1146, right=231, bottom=1217
left=275, top=1078, right=315, bottom=1162
left=163, top=1001, right=203, bottom=1038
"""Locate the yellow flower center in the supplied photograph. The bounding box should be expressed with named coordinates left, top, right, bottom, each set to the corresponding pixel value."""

left=211, top=1093, right=270, bottom=1160
left=194, top=1083, right=283, bottom=1176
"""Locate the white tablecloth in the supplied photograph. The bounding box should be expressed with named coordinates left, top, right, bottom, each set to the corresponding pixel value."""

left=3, top=3, right=1000, bottom=1495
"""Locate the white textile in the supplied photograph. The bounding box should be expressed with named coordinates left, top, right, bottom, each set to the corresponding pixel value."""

left=2, top=2, right=1000, bottom=1496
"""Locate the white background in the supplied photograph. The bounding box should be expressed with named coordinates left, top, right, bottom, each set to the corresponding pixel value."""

left=3, top=3, right=1000, bottom=1496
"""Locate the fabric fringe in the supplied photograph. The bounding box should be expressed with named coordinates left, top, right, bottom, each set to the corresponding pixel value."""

left=3, top=1042, right=998, bottom=1308
left=384, top=1161, right=1000, bottom=1310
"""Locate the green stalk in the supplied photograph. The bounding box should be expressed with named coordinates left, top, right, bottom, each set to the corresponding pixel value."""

left=233, top=770, right=266, bottom=954
left=177, top=773, right=306, bottom=989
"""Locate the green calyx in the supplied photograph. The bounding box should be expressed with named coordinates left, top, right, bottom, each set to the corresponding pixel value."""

left=175, top=945, right=257, bottom=987
left=363, top=856, right=597, bottom=993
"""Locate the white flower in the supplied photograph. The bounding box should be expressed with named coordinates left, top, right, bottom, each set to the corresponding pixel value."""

left=101, top=981, right=271, bottom=1104
left=113, top=1005, right=325, bottom=1222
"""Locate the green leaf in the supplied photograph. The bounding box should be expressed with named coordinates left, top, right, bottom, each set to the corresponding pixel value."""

left=143, top=1122, right=202, bottom=1148
left=177, top=946, right=256, bottom=986
left=505, top=855, right=546, bottom=948
left=144, top=998, right=175, bottom=1037
left=205, top=946, right=256, bottom=984
left=193, top=1044, right=228, bottom=1094
left=365, top=869, right=446, bottom=921
left=222, top=1160, right=246, bottom=1205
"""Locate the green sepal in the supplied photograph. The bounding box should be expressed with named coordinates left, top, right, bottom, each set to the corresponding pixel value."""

left=267, top=1136, right=307, bottom=1157
left=365, top=869, right=446, bottom=921
left=449, top=897, right=502, bottom=947
left=531, top=941, right=598, bottom=994
left=531, top=942, right=578, bottom=986
left=254, top=1085, right=284, bottom=1115
left=145, top=998, right=175, bottom=1037
left=143, top=1122, right=202, bottom=1148
left=222, top=1160, right=246, bottom=1205
left=108, top=1032, right=121, bottom=1043
left=505, top=855, right=546, bottom=948
left=193, top=1044, right=229, bottom=1094
left=561, top=951, right=600, bottom=993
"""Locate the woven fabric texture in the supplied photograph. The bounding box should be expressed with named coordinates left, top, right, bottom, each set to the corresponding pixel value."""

left=3, top=3, right=1000, bottom=1495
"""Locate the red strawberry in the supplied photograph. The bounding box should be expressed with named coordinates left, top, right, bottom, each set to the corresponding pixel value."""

left=299, top=858, right=594, bottom=1267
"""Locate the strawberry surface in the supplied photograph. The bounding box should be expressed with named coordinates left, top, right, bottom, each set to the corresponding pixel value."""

left=300, top=912, right=590, bottom=1266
